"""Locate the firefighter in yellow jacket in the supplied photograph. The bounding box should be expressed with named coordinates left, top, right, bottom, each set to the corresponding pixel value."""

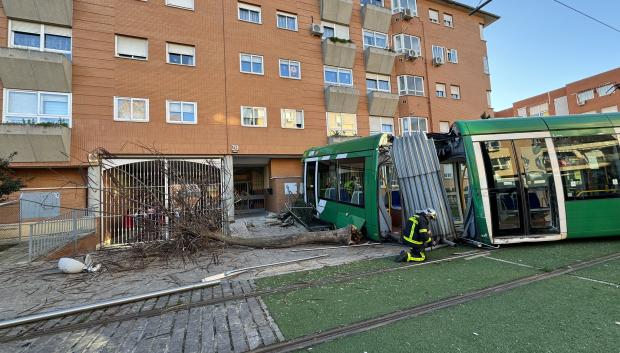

left=395, top=208, right=437, bottom=262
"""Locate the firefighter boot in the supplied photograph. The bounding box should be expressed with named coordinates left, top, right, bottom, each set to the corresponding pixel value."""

left=395, top=250, right=408, bottom=262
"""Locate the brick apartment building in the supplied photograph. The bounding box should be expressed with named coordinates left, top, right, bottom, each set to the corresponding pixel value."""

left=0, top=0, right=497, bottom=245
left=495, top=67, right=620, bottom=118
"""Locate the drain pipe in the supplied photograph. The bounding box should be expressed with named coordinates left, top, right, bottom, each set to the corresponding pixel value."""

left=0, top=254, right=328, bottom=330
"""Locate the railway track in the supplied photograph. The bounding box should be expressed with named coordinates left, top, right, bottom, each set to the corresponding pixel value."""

left=0, top=250, right=483, bottom=343
left=1, top=250, right=617, bottom=349
left=248, top=251, right=620, bottom=353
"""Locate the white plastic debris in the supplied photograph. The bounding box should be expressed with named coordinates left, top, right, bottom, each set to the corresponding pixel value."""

left=58, top=254, right=101, bottom=274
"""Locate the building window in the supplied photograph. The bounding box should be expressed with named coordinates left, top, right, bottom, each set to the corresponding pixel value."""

left=166, top=101, right=196, bottom=124
left=597, top=83, right=614, bottom=97
left=166, top=43, right=195, bottom=66
left=432, top=45, right=445, bottom=63
left=429, top=9, right=439, bottom=23
left=370, top=117, right=394, bottom=135
left=321, top=21, right=349, bottom=40
left=450, top=85, right=461, bottom=100
left=241, top=106, right=267, bottom=127
left=363, top=30, right=388, bottom=49
left=366, top=74, right=391, bottom=92
left=439, top=121, right=450, bottom=133
left=3, top=89, right=71, bottom=126
left=281, top=109, right=304, bottom=129
left=324, top=66, right=353, bottom=86
left=279, top=59, right=301, bottom=79
left=277, top=12, right=298, bottom=31
left=393, top=34, right=421, bottom=55
left=443, top=14, right=453, bottom=27
left=114, top=97, right=149, bottom=122
left=240, top=53, right=264, bottom=75
left=327, top=112, right=357, bottom=136
left=165, top=0, right=194, bottom=10
left=487, top=91, right=492, bottom=108
left=238, top=2, right=261, bottom=24
left=479, top=24, right=485, bottom=40
left=483, top=56, right=490, bottom=74
left=517, top=107, right=527, bottom=117
left=577, top=90, right=595, bottom=105
left=391, top=0, right=417, bottom=15
left=554, top=134, right=620, bottom=200
left=397, top=75, right=424, bottom=96
left=435, top=83, right=446, bottom=98
left=447, top=49, right=458, bottom=63
left=361, top=0, right=384, bottom=6
left=400, top=116, right=428, bottom=134
left=529, top=103, right=548, bottom=117
left=9, top=20, right=72, bottom=58
left=115, top=35, right=148, bottom=60
left=601, top=106, right=618, bottom=113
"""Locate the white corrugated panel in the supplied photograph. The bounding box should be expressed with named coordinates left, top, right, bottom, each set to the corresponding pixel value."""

left=116, top=35, right=148, bottom=58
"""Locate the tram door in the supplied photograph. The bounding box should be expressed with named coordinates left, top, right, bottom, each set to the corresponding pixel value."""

left=481, top=139, right=560, bottom=237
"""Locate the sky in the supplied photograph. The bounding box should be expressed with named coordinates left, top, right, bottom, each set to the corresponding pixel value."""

left=462, top=0, right=620, bottom=110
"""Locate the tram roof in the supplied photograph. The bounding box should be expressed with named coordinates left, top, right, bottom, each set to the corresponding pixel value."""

left=455, top=113, right=620, bottom=136
left=303, top=134, right=390, bottom=159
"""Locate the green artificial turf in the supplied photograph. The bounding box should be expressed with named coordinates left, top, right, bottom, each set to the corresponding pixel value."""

left=483, top=238, right=620, bottom=271
left=257, top=246, right=458, bottom=290
left=573, top=258, right=620, bottom=284
left=262, top=256, right=536, bottom=339
left=304, top=274, right=620, bottom=353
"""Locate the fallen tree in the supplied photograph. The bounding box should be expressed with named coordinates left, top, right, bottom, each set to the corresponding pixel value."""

left=197, top=226, right=352, bottom=248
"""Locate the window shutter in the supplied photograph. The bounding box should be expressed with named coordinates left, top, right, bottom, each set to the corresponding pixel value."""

left=45, top=25, right=71, bottom=37
left=167, top=0, right=194, bottom=9
left=12, top=21, right=40, bottom=33
left=116, top=36, right=148, bottom=58
left=168, top=43, right=194, bottom=56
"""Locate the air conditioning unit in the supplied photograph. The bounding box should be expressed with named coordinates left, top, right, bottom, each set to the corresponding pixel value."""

left=405, top=49, right=419, bottom=60
left=432, top=57, right=444, bottom=66
left=400, top=8, right=414, bottom=20
left=310, top=23, right=323, bottom=36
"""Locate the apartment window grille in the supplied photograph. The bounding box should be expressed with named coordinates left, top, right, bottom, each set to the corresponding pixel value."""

left=277, top=12, right=298, bottom=31
left=281, top=109, right=304, bottom=129
left=116, top=35, right=148, bottom=60
left=443, top=14, right=454, bottom=27
left=450, top=85, right=461, bottom=100
left=241, top=106, right=267, bottom=127
left=327, top=113, right=357, bottom=136
left=397, top=75, right=424, bottom=96
left=400, top=116, right=428, bottom=134
left=240, top=54, right=264, bottom=74
left=324, top=66, right=353, bottom=86
left=238, top=3, right=261, bottom=24
left=167, top=101, right=196, bottom=124
left=279, top=59, right=301, bottom=79
left=114, top=97, right=149, bottom=122
left=393, top=34, right=421, bottom=55
left=429, top=9, right=439, bottom=23
left=447, top=49, right=458, bottom=63
left=366, top=74, right=391, bottom=92
left=165, top=0, right=194, bottom=10
left=436, top=83, right=446, bottom=98
left=167, top=43, right=195, bottom=66
left=3, top=89, right=71, bottom=126
left=391, top=0, right=417, bottom=15
left=363, top=30, right=388, bottom=48
left=10, top=20, right=72, bottom=58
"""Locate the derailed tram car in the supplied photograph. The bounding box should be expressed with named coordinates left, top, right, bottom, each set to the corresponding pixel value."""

left=302, top=114, right=620, bottom=245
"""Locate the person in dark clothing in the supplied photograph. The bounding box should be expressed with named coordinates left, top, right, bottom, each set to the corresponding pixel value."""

left=395, top=208, right=437, bottom=262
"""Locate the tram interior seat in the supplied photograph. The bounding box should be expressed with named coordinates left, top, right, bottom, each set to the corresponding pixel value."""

left=391, top=191, right=401, bottom=210
left=324, top=188, right=336, bottom=200
left=339, top=188, right=350, bottom=202
left=500, top=193, right=517, bottom=211
left=351, top=191, right=364, bottom=205
left=528, top=192, right=541, bottom=209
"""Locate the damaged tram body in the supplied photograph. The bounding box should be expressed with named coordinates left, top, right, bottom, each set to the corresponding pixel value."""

left=303, top=114, right=620, bottom=245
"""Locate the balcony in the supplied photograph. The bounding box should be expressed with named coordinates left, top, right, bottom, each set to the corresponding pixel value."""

left=324, top=85, right=360, bottom=114
left=367, top=91, right=399, bottom=117
left=320, top=0, right=353, bottom=25
left=361, top=4, right=392, bottom=33
left=0, top=48, right=72, bottom=92
left=0, top=124, right=70, bottom=163
left=322, top=39, right=357, bottom=69
left=364, top=46, right=397, bottom=75
left=1, top=0, right=72, bottom=27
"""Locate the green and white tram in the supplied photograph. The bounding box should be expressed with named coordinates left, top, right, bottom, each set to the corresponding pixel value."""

left=302, top=114, right=620, bottom=245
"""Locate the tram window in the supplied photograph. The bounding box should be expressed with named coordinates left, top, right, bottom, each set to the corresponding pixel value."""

left=318, top=160, right=338, bottom=201
left=338, top=158, right=365, bottom=206
left=553, top=134, right=620, bottom=200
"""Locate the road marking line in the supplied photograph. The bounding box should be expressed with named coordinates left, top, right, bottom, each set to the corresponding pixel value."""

left=483, top=256, right=537, bottom=269
left=571, top=275, right=620, bottom=288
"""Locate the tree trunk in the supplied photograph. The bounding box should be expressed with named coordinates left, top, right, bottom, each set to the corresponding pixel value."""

left=201, top=226, right=352, bottom=248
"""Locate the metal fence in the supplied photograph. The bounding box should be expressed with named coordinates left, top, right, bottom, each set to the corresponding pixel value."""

left=28, top=209, right=96, bottom=261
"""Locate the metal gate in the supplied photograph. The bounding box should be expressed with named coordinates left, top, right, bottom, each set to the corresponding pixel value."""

left=101, top=159, right=225, bottom=245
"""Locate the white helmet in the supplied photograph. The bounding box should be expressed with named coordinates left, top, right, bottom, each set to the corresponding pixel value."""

left=423, top=208, right=437, bottom=220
